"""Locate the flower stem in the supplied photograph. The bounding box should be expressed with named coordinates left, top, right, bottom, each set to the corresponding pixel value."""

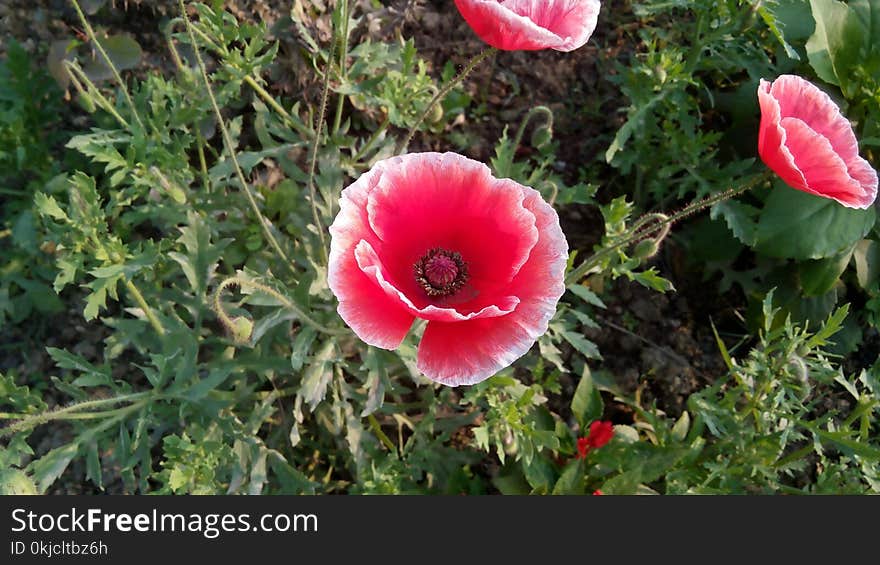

left=566, top=170, right=773, bottom=285
left=177, top=0, right=295, bottom=276
left=368, top=414, right=397, bottom=453
left=306, top=36, right=335, bottom=266
left=63, top=61, right=130, bottom=129
left=69, top=0, right=145, bottom=130
left=125, top=278, right=166, bottom=336
left=331, top=0, right=352, bottom=136
left=399, top=47, right=496, bottom=153
left=352, top=116, right=391, bottom=163
left=213, top=276, right=349, bottom=337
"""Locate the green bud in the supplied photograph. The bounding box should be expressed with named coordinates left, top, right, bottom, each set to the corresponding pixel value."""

left=531, top=125, right=553, bottom=149
left=633, top=239, right=660, bottom=260
left=230, top=316, right=253, bottom=344
left=76, top=92, right=96, bottom=113
left=428, top=102, right=444, bottom=124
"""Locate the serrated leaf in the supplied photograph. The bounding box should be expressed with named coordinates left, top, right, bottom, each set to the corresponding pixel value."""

left=561, top=330, right=601, bottom=360
left=299, top=341, right=335, bottom=411
left=711, top=200, right=759, bottom=246
left=567, top=284, right=606, bottom=308
left=28, top=443, right=79, bottom=493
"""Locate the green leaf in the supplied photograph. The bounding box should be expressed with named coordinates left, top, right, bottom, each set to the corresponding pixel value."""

left=34, top=192, right=69, bottom=222
left=755, top=185, right=875, bottom=260
left=561, top=330, right=601, bottom=360
left=46, top=347, right=110, bottom=383
left=806, top=0, right=867, bottom=95
left=571, top=365, right=604, bottom=428
left=853, top=239, right=880, bottom=290
left=799, top=247, right=854, bottom=296
left=551, top=459, right=584, bottom=495
left=82, top=35, right=143, bottom=81
left=299, top=341, right=335, bottom=411
left=711, top=200, right=759, bottom=246
left=758, top=3, right=802, bottom=60
left=566, top=284, right=606, bottom=308
left=28, top=443, right=79, bottom=494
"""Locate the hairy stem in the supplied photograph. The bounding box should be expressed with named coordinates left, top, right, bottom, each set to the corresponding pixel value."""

left=178, top=0, right=294, bottom=275
left=399, top=47, right=496, bottom=153
left=306, top=34, right=336, bottom=266
left=213, top=276, right=349, bottom=337
left=566, top=170, right=773, bottom=285
left=64, top=61, right=130, bottom=129
left=70, top=0, right=145, bottom=130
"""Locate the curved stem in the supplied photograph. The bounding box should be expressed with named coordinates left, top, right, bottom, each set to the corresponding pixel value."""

left=178, top=0, right=294, bottom=276
left=512, top=105, right=554, bottom=155
left=566, top=171, right=773, bottom=285
left=213, top=276, right=349, bottom=337
left=399, top=47, right=496, bottom=153
left=70, top=0, right=145, bottom=130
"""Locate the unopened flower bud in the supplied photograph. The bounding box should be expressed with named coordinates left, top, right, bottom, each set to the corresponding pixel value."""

left=531, top=125, right=553, bottom=149
left=230, top=316, right=253, bottom=344
left=428, top=102, right=444, bottom=124
left=633, top=238, right=660, bottom=259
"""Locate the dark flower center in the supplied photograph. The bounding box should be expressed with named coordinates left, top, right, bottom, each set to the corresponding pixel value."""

left=414, top=248, right=468, bottom=297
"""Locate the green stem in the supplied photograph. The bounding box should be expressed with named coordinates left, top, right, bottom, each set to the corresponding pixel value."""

left=242, top=75, right=313, bottom=140
left=213, top=276, right=349, bottom=337
left=399, top=47, right=496, bottom=153
left=178, top=0, right=295, bottom=276
left=195, top=128, right=211, bottom=192
left=352, top=116, right=391, bottom=162
left=306, top=32, right=336, bottom=266
left=125, top=278, right=166, bottom=336
left=368, top=414, right=397, bottom=453
left=64, top=61, right=130, bottom=129
left=0, top=395, right=152, bottom=438
left=70, top=0, right=145, bottom=130
left=331, top=0, right=351, bottom=135
left=511, top=105, right=554, bottom=157
left=565, top=171, right=773, bottom=285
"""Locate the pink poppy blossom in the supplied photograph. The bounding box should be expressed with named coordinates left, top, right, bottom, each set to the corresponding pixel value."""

left=328, top=152, right=568, bottom=386
left=454, top=0, right=601, bottom=52
left=758, top=74, right=878, bottom=209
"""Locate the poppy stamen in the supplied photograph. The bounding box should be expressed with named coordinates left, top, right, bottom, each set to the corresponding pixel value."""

left=414, top=248, right=468, bottom=297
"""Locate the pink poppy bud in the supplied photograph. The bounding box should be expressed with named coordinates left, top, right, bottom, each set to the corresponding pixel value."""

left=454, top=0, right=601, bottom=52
left=328, top=152, right=568, bottom=386
left=757, top=75, right=878, bottom=209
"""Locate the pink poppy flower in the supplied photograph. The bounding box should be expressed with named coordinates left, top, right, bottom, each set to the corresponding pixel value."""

left=454, top=0, right=601, bottom=52
left=758, top=74, right=878, bottom=209
left=328, top=152, right=568, bottom=386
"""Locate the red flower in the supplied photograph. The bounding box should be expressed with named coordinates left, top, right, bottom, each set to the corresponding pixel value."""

left=758, top=74, right=878, bottom=209
left=592, top=489, right=603, bottom=496
left=328, top=152, right=568, bottom=386
left=576, top=420, right=614, bottom=458
left=454, top=0, right=601, bottom=52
